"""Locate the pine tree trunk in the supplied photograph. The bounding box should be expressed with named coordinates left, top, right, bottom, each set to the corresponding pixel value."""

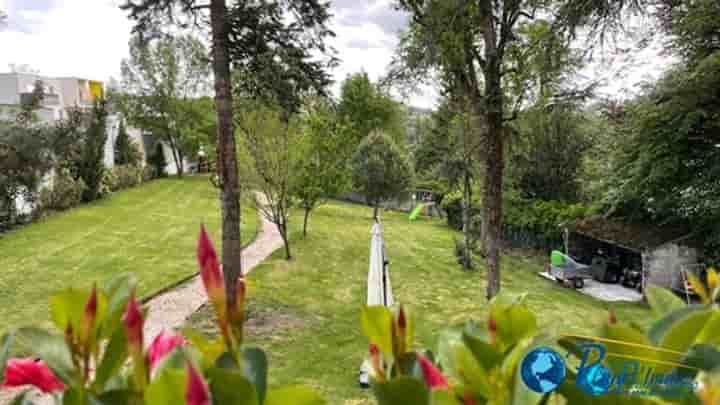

left=373, top=204, right=379, bottom=220
left=483, top=110, right=503, bottom=300
left=210, top=0, right=242, bottom=306
left=474, top=26, right=504, bottom=299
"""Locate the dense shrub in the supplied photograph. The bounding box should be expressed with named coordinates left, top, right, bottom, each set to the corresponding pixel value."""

left=38, top=169, right=86, bottom=212
left=99, top=169, right=118, bottom=195
left=113, top=164, right=143, bottom=190
left=441, top=189, right=481, bottom=231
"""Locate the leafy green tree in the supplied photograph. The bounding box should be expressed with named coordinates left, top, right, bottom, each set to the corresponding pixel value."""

left=237, top=102, right=299, bottom=260
left=392, top=0, right=641, bottom=299
left=291, top=100, right=351, bottom=237
left=602, top=1, right=720, bottom=264
left=122, top=0, right=336, bottom=302
left=337, top=72, right=406, bottom=147
left=655, top=0, right=720, bottom=62
left=351, top=130, right=414, bottom=220
left=119, top=34, right=210, bottom=177
left=114, top=119, right=142, bottom=166
left=509, top=103, right=592, bottom=202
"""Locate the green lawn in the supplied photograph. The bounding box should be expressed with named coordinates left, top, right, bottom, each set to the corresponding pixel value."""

left=0, top=175, right=258, bottom=333
left=188, top=201, right=651, bottom=405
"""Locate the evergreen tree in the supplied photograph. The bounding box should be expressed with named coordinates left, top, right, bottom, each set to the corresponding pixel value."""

left=114, top=120, right=141, bottom=166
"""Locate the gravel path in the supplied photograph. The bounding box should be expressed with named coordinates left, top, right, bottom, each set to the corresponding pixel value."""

left=0, top=196, right=282, bottom=404
left=143, top=201, right=282, bottom=342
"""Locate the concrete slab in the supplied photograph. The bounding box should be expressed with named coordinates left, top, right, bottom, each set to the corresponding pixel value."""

left=538, top=272, right=643, bottom=303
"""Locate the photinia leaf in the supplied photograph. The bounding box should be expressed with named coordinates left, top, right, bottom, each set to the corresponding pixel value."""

left=242, top=347, right=268, bottom=405
left=644, top=286, right=686, bottom=319
left=93, top=327, right=128, bottom=390
left=372, top=376, right=429, bottom=405
left=207, top=367, right=258, bottom=405
left=361, top=306, right=394, bottom=357
left=144, top=368, right=186, bottom=405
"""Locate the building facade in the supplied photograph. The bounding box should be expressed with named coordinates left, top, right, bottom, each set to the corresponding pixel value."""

left=0, top=71, right=190, bottom=215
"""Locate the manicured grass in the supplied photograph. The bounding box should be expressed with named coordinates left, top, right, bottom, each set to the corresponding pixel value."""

left=0, top=175, right=258, bottom=333
left=186, top=201, right=651, bottom=404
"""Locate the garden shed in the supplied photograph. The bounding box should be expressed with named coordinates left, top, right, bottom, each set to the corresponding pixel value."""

left=567, top=216, right=702, bottom=294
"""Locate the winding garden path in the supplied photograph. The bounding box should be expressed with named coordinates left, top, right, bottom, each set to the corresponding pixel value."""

left=0, top=196, right=282, bottom=404
left=143, top=195, right=282, bottom=342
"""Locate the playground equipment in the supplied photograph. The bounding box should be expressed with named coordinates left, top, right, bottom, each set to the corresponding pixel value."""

left=409, top=203, right=425, bottom=220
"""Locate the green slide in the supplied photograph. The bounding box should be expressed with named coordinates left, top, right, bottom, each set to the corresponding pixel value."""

left=409, top=203, right=425, bottom=220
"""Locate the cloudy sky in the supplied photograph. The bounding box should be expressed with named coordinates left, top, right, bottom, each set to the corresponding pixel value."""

left=0, top=0, right=672, bottom=109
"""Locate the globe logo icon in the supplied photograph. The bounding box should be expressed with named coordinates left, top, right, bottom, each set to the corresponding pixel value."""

left=576, top=363, right=612, bottom=396
left=520, top=347, right=567, bottom=393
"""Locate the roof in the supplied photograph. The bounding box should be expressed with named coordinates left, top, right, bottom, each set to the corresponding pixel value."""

left=570, top=216, right=694, bottom=252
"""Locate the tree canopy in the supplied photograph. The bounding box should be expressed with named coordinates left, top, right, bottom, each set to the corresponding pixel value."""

left=337, top=72, right=406, bottom=146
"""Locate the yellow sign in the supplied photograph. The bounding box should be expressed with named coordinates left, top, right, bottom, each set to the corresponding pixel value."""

left=89, top=81, right=104, bottom=100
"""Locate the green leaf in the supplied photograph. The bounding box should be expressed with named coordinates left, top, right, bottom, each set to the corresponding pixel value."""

left=265, top=386, right=325, bottom=405
left=489, top=303, right=538, bottom=351
left=144, top=369, right=186, bottom=405
left=183, top=329, right=224, bottom=369
left=50, top=288, right=108, bottom=340
left=372, top=376, right=429, bottom=405
left=361, top=306, right=393, bottom=357
left=215, top=351, right=240, bottom=369
left=93, top=327, right=128, bottom=390
left=462, top=332, right=503, bottom=371
left=645, top=286, right=686, bottom=318
left=207, top=367, right=258, bottom=405
left=101, top=275, right=135, bottom=338
left=49, top=288, right=89, bottom=332
left=435, top=326, right=463, bottom=380
left=430, top=389, right=461, bottom=405
left=0, top=333, right=14, bottom=377
left=602, top=323, right=659, bottom=375
left=395, top=352, right=422, bottom=380
left=93, top=390, right=136, bottom=405
left=695, top=311, right=720, bottom=346
left=152, top=346, right=189, bottom=378
left=648, top=305, right=706, bottom=344
left=62, top=386, right=86, bottom=405
left=657, top=309, right=713, bottom=371
left=242, top=347, right=268, bottom=405
left=14, top=327, right=76, bottom=383
left=681, top=344, right=720, bottom=377
left=454, top=344, right=490, bottom=398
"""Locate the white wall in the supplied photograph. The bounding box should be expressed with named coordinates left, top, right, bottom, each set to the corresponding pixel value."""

left=0, top=74, right=20, bottom=105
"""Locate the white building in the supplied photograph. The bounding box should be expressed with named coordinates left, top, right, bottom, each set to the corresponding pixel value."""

left=0, top=71, right=188, bottom=214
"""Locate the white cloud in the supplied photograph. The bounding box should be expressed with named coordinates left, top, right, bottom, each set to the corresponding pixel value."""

left=0, top=0, right=670, bottom=111
left=0, top=0, right=132, bottom=82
